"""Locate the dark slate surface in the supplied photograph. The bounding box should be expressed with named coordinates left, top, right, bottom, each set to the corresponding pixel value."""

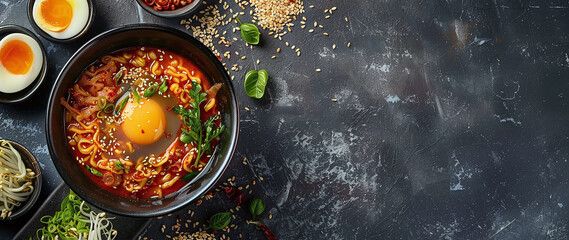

left=2, top=0, right=569, bottom=239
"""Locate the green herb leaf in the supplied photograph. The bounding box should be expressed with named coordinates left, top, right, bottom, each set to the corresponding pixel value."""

left=172, top=106, right=186, bottom=115
left=249, top=198, right=265, bottom=220
left=143, top=84, right=158, bottom=98
left=172, top=82, right=225, bottom=168
left=209, top=212, right=231, bottom=230
left=236, top=17, right=260, bottom=45
left=244, top=69, right=268, bottom=98
left=85, top=165, right=103, bottom=177
left=180, top=171, right=199, bottom=181
left=180, top=133, right=193, bottom=144
left=114, top=161, right=125, bottom=170
left=132, top=90, right=141, bottom=103
left=114, top=69, right=124, bottom=86
left=159, top=79, right=168, bottom=93
left=114, top=96, right=129, bottom=115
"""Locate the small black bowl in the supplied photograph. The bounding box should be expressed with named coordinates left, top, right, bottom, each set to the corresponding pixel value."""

left=27, top=0, right=95, bottom=42
left=46, top=24, right=239, bottom=217
left=0, top=25, right=48, bottom=104
left=136, top=0, right=201, bottom=18
left=0, top=140, right=43, bottom=221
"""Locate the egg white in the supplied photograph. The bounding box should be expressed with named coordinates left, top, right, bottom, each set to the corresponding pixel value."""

left=0, top=33, right=43, bottom=94
left=32, top=0, right=90, bottom=39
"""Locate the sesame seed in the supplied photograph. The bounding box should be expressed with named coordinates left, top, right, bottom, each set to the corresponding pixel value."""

left=316, top=68, right=321, bottom=72
left=347, top=42, right=351, bottom=47
left=332, top=44, right=336, bottom=49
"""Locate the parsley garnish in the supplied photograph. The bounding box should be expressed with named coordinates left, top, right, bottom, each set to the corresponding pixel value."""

left=173, top=82, right=225, bottom=167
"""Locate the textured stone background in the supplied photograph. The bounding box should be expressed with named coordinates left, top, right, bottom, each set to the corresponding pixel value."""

left=2, top=0, right=569, bottom=239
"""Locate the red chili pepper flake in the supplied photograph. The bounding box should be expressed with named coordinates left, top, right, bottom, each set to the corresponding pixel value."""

left=260, top=224, right=277, bottom=240
left=223, top=187, right=247, bottom=204
left=141, top=129, right=145, bottom=134
left=166, top=106, right=173, bottom=112
left=164, top=132, right=172, bottom=138
left=216, top=55, right=223, bottom=62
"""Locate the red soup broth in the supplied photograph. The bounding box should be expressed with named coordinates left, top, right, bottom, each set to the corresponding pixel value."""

left=61, top=47, right=221, bottom=199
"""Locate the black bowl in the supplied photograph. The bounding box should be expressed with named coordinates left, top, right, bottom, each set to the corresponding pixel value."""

left=27, top=0, right=95, bottom=42
left=0, top=25, right=48, bottom=103
left=0, top=140, right=43, bottom=221
left=136, top=0, right=201, bottom=18
left=46, top=24, right=239, bottom=217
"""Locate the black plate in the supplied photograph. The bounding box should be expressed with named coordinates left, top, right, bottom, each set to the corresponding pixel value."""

left=13, top=182, right=151, bottom=240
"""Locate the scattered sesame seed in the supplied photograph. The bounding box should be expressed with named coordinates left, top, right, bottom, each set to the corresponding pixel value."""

left=332, top=98, right=338, bottom=102
left=276, top=48, right=281, bottom=53
left=345, top=17, right=349, bottom=22
left=347, top=42, right=351, bottom=47
left=271, top=55, right=276, bottom=59
left=332, top=44, right=336, bottom=49
left=316, top=68, right=321, bottom=72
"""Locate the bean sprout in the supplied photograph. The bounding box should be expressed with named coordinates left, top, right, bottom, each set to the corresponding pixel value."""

left=0, top=140, right=36, bottom=219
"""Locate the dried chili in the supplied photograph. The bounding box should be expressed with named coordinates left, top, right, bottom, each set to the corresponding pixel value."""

left=222, top=186, right=247, bottom=204
left=259, top=224, right=278, bottom=240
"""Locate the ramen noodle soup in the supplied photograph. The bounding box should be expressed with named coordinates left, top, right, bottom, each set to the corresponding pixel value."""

left=61, top=47, right=223, bottom=199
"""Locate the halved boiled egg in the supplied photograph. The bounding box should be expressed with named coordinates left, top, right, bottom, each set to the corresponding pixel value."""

left=32, top=0, right=89, bottom=39
left=0, top=33, right=43, bottom=93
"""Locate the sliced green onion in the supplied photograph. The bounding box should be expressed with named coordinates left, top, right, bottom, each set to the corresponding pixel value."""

left=103, top=104, right=115, bottom=114
left=97, top=97, right=107, bottom=109
left=96, top=111, right=105, bottom=119
left=143, top=84, right=158, bottom=98
left=114, top=161, right=125, bottom=170
left=114, top=69, right=124, bottom=86
left=159, top=79, right=168, bottom=93
left=85, top=165, right=103, bottom=177
left=132, top=90, right=141, bottom=103
left=114, top=96, right=129, bottom=115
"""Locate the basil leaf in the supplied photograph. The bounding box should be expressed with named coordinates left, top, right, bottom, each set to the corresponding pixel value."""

left=132, top=90, right=141, bottom=103
left=114, top=161, right=125, bottom=170
left=249, top=198, right=265, bottom=220
left=244, top=69, right=268, bottom=98
left=180, top=171, right=199, bottom=181
left=143, top=84, right=158, bottom=98
left=236, top=17, right=260, bottom=45
left=85, top=165, right=103, bottom=177
left=209, top=212, right=231, bottom=230
left=159, top=79, right=168, bottom=93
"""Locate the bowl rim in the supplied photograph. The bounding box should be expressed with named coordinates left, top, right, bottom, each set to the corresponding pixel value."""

left=0, top=24, right=48, bottom=104
left=27, top=0, right=96, bottom=42
left=46, top=23, right=239, bottom=217
left=0, top=139, right=43, bottom=221
left=135, top=0, right=201, bottom=18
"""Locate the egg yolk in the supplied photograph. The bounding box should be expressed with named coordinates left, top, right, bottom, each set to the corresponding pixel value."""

left=37, top=0, right=73, bottom=32
left=121, top=98, right=166, bottom=145
left=0, top=40, right=34, bottom=75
